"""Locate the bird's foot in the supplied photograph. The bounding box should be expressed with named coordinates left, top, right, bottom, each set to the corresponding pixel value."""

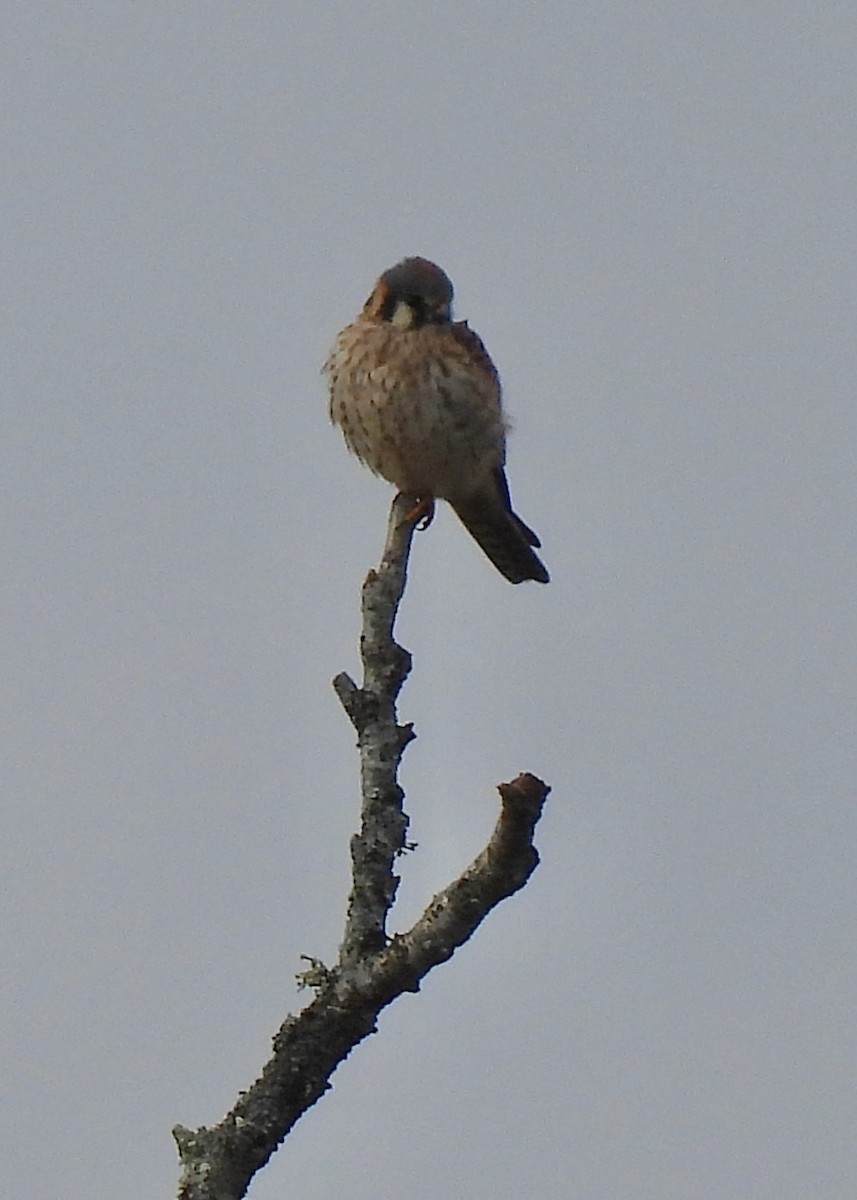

left=401, top=494, right=435, bottom=530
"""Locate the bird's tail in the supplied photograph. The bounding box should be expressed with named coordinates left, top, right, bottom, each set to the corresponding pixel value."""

left=453, top=483, right=549, bottom=585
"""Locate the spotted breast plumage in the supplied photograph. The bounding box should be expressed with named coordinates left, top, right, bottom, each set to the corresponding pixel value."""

left=323, top=257, right=549, bottom=584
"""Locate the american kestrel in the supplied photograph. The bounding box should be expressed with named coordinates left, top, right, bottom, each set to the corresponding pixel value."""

left=324, top=257, right=549, bottom=584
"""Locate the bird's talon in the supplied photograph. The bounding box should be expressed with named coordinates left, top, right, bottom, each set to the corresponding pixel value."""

left=403, top=496, right=435, bottom=530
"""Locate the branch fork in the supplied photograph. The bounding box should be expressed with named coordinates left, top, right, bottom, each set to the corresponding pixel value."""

left=173, top=494, right=549, bottom=1200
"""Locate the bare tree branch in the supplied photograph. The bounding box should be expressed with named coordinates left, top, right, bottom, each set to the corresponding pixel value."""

left=173, top=495, right=550, bottom=1200
left=333, top=493, right=418, bottom=967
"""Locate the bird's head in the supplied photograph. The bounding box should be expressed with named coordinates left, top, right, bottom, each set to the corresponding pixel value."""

left=364, top=257, right=454, bottom=329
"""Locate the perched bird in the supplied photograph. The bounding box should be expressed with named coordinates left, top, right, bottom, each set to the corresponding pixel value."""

left=324, top=256, right=549, bottom=584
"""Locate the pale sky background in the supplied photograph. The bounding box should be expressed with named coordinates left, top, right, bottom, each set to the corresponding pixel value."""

left=3, top=5, right=856, bottom=1198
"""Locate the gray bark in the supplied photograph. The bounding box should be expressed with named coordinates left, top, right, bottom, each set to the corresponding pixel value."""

left=173, top=494, right=549, bottom=1199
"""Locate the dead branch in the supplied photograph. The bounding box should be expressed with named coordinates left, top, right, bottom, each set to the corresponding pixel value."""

left=173, top=495, right=550, bottom=1200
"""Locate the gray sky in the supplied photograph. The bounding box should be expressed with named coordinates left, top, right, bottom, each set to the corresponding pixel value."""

left=3, top=5, right=856, bottom=1197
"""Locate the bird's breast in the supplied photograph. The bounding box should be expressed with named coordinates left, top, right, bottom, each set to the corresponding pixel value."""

left=326, top=322, right=506, bottom=499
